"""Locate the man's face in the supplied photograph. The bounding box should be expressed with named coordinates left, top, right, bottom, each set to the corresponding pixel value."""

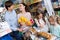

left=9, top=4, right=14, bottom=10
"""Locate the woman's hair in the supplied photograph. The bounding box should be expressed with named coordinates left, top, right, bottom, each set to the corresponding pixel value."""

left=36, top=11, right=46, bottom=22
left=56, top=17, right=60, bottom=24
left=20, top=3, right=30, bottom=12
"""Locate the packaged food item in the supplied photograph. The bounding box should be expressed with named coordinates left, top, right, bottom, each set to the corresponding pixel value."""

left=37, top=32, right=52, bottom=40
left=30, top=28, right=37, bottom=34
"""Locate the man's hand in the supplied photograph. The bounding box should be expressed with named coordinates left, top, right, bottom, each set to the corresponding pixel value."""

left=17, top=28, right=23, bottom=32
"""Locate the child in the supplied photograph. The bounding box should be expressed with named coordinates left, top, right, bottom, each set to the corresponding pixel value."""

left=4, top=1, right=23, bottom=40
left=48, top=16, right=60, bottom=38
left=34, top=12, right=49, bottom=40
left=56, top=17, right=60, bottom=25
left=34, top=12, right=49, bottom=32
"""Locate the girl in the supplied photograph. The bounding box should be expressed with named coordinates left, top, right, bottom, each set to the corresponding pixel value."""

left=48, top=16, right=60, bottom=38
left=34, top=12, right=49, bottom=40
left=34, top=12, right=49, bottom=32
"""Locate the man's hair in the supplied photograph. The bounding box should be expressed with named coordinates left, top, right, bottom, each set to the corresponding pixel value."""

left=5, top=1, right=13, bottom=10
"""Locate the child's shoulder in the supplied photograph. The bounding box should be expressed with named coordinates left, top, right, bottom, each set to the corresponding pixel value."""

left=55, top=24, right=60, bottom=29
left=57, top=24, right=60, bottom=28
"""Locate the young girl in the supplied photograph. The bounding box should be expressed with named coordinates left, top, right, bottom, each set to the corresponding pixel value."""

left=48, top=16, right=60, bottom=38
left=34, top=12, right=49, bottom=40
left=34, top=12, right=49, bottom=32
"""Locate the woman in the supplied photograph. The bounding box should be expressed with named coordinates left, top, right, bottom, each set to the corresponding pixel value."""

left=17, top=3, right=34, bottom=40
left=18, top=3, right=34, bottom=32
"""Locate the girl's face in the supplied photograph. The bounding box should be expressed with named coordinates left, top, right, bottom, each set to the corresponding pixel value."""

left=38, top=13, right=43, bottom=19
left=49, top=18, right=55, bottom=25
left=19, top=4, right=25, bottom=11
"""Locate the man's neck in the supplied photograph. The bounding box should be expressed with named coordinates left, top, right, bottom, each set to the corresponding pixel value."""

left=8, top=9, right=13, bottom=12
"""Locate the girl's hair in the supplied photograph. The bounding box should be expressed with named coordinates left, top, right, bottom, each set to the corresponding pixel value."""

left=20, top=3, right=30, bottom=12
left=56, top=17, right=60, bottom=24
left=36, top=11, right=46, bottom=22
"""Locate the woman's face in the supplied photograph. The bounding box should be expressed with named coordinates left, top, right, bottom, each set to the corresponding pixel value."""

left=19, top=4, right=25, bottom=11
left=38, top=13, right=43, bottom=19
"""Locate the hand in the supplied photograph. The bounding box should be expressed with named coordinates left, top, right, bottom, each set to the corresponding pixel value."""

left=17, top=28, right=23, bottom=32
left=20, top=22, right=25, bottom=26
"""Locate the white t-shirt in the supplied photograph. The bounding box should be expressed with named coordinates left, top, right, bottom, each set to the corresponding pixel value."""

left=34, top=18, right=49, bottom=32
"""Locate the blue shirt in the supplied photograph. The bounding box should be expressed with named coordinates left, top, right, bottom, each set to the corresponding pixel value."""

left=4, top=10, right=18, bottom=31
left=50, top=24, right=60, bottom=37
